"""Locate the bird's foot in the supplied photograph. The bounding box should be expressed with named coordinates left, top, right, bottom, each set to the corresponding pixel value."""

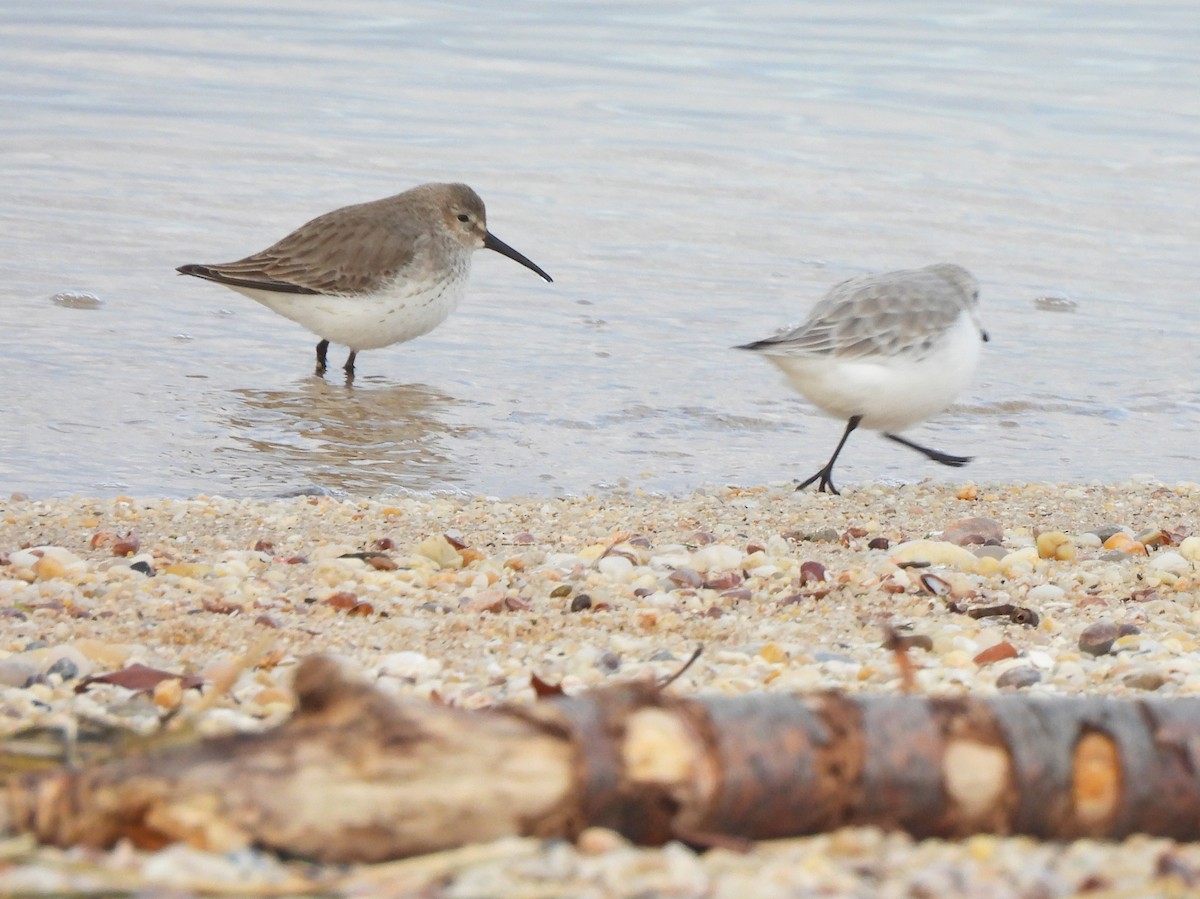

left=795, top=467, right=840, bottom=495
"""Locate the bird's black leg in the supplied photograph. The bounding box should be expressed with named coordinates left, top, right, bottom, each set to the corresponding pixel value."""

left=315, top=340, right=330, bottom=375
left=343, top=351, right=357, bottom=380
left=883, top=432, right=972, bottom=467
left=797, top=415, right=862, bottom=495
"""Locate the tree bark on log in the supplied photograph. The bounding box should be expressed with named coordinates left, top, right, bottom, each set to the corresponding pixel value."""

left=4, top=655, right=1200, bottom=863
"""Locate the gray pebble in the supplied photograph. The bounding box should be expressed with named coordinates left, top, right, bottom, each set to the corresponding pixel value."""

left=807, top=527, right=841, bottom=544
left=46, top=656, right=80, bottom=681
left=1123, top=670, right=1166, bottom=691
left=596, top=651, right=621, bottom=673
left=1079, top=620, right=1118, bottom=656
left=996, top=665, right=1042, bottom=689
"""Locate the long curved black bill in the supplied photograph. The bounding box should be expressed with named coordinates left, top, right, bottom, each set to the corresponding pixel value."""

left=484, top=232, right=553, bottom=283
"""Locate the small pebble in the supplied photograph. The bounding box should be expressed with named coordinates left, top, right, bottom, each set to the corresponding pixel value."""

left=1123, top=670, right=1166, bottom=691
left=1092, top=525, right=1130, bottom=543
left=668, top=569, right=703, bottom=589
left=805, top=527, right=840, bottom=543
left=1150, top=551, right=1191, bottom=575
left=1079, top=621, right=1118, bottom=656
left=973, top=642, right=1018, bottom=666
left=996, top=665, right=1042, bottom=689
left=45, top=656, right=81, bottom=681
left=1036, top=531, right=1076, bottom=561
left=596, top=651, right=621, bottom=673
left=1026, top=584, right=1065, bottom=603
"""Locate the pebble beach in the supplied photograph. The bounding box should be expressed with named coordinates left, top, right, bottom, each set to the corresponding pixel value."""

left=1, top=480, right=1199, bottom=895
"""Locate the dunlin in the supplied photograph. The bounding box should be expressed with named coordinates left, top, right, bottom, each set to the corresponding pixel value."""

left=177, top=182, right=552, bottom=376
left=737, top=263, right=988, bottom=494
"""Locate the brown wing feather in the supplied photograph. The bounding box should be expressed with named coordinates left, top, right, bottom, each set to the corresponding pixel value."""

left=182, top=194, right=428, bottom=296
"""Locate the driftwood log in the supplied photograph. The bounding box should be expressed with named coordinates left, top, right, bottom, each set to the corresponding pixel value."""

left=4, top=655, right=1200, bottom=863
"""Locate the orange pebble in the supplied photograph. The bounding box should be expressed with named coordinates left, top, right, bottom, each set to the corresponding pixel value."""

left=1102, top=533, right=1147, bottom=555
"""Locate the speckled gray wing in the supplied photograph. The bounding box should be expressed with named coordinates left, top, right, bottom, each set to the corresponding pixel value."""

left=178, top=195, right=423, bottom=296
left=740, top=265, right=976, bottom=360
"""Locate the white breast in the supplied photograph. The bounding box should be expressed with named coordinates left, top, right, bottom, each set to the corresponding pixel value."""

left=766, top=311, right=982, bottom=431
left=229, top=269, right=471, bottom=351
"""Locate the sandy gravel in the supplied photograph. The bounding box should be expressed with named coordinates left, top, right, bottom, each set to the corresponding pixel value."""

left=1, top=480, right=1198, bottom=896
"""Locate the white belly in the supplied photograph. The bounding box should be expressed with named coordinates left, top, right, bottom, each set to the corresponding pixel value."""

left=229, top=273, right=469, bottom=351
left=767, top=313, right=982, bottom=431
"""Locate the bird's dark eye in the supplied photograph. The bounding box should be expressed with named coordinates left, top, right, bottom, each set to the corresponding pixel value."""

left=457, top=214, right=470, bottom=223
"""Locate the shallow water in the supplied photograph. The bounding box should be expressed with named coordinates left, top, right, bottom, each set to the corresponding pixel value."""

left=1, top=1, right=1197, bottom=498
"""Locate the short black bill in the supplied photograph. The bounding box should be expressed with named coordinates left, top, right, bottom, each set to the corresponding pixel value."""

left=484, top=232, right=553, bottom=283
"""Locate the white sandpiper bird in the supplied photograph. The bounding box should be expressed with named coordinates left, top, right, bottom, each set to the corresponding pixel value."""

left=177, top=182, right=553, bottom=378
left=736, top=263, right=988, bottom=494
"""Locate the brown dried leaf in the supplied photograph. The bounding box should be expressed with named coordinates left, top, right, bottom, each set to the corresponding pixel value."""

left=75, top=663, right=203, bottom=696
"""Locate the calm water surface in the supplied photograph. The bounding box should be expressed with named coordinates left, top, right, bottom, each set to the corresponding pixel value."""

left=1, top=1, right=1197, bottom=497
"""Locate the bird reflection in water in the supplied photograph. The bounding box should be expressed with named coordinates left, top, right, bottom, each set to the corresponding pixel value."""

left=223, top=377, right=469, bottom=494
